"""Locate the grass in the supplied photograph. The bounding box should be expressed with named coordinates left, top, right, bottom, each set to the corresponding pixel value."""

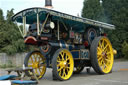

left=0, top=64, right=16, bottom=69
left=0, top=60, right=16, bottom=69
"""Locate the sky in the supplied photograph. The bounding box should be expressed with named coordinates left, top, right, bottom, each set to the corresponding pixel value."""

left=0, top=0, right=84, bottom=16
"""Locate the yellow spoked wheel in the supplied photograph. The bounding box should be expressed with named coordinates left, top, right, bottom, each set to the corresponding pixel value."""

left=24, top=51, right=46, bottom=79
left=52, top=48, right=74, bottom=81
left=90, top=36, right=114, bottom=74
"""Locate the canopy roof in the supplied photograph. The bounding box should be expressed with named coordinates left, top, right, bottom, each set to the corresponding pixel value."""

left=12, top=7, right=115, bottom=30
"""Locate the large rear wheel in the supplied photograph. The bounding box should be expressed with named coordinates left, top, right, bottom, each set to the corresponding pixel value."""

left=52, top=48, right=74, bottom=81
left=90, top=36, right=114, bottom=74
left=24, top=51, right=46, bottom=79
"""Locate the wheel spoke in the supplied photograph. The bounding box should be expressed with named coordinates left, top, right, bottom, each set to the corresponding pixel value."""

left=37, top=55, right=40, bottom=62
left=60, top=52, right=64, bottom=60
left=38, top=68, right=42, bottom=74
left=101, top=60, right=105, bottom=65
left=99, top=59, right=103, bottom=66
left=106, top=52, right=111, bottom=55
left=97, top=51, right=101, bottom=56
left=58, top=67, right=63, bottom=71
left=101, top=61, right=106, bottom=69
left=99, top=41, right=102, bottom=49
left=30, top=56, right=34, bottom=63
left=101, top=40, right=105, bottom=48
left=66, top=67, right=70, bottom=72
left=40, top=68, right=45, bottom=75
left=57, top=57, right=61, bottom=61
left=100, top=59, right=108, bottom=71
left=39, top=63, right=46, bottom=67
left=104, top=47, right=109, bottom=53
left=105, top=59, right=111, bottom=65
left=106, top=53, right=111, bottom=59
left=34, top=54, right=37, bottom=62
left=57, top=64, right=60, bottom=67
left=98, top=56, right=102, bottom=61
left=28, top=60, right=32, bottom=64
left=37, top=69, right=40, bottom=75
left=57, top=60, right=61, bottom=63
left=35, top=69, right=38, bottom=74
left=103, top=44, right=109, bottom=51
left=66, top=56, right=70, bottom=61
left=28, top=64, right=32, bottom=67
left=59, top=70, right=62, bottom=76
left=97, top=47, right=102, bottom=53
left=40, top=67, right=45, bottom=74
left=62, top=69, right=66, bottom=77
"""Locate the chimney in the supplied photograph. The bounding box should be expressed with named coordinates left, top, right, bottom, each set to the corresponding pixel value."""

left=45, top=0, right=53, bottom=9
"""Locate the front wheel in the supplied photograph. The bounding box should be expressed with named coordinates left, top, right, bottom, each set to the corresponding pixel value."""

left=90, top=36, right=114, bottom=74
left=52, top=48, right=74, bottom=81
left=24, top=51, right=46, bottom=79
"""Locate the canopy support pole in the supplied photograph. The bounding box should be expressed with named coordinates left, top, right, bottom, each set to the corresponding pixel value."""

left=57, top=20, right=60, bottom=40
left=41, top=13, right=50, bottom=33
left=15, top=20, right=24, bottom=38
left=37, top=13, right=40, bottom=36
left=23, top=16, right=26, bottom=37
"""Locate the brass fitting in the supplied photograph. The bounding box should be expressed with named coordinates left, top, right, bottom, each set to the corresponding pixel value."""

left=113, top=49, right=117, bottom=55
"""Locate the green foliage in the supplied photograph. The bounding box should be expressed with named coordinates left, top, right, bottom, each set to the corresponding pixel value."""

left=103, top=0, right=128, bottom=57
left=0, top=9, right=4, bottom=21
left=82, top=0, right=106, bottom=22
left=0, top=9, right=25, bottom=55
left=122, top=41, right=128, bottom=59
left=0, top=64, right=7, bottom=68
left=2, top=39, right=25, bottom=55
left=82, top=0, right=128, bottom=58
left=0, top=60, right=15, bottom=68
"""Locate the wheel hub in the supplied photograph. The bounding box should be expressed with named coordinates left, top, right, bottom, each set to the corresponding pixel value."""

left=59, top=61, right=67, bottom=68
left=102, top=52, right=108, bottom=59
left=101, top=52, right=106, bottom=57
left=32, top=62, right=39, bottom=68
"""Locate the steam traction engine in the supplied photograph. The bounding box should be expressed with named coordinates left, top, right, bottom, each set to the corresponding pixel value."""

left=12, top=7, right=117, bottom=81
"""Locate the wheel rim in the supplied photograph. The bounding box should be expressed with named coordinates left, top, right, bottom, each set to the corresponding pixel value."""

left=57, top=49, right=74, bottom=80
left=27, top=52, right=46, bottom=79
left=97, top=37, right=113, bottom=73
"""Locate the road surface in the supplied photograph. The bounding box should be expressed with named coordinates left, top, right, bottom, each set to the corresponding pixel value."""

left=0, top=61, right=128, bottom=85
left=39, top=61, right=128, bottom=85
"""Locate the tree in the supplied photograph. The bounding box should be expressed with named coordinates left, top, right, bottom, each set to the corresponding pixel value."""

left=122, top=41, right=128, bottom=59
left=82, top=0, right=128, bottom=58
left=103, top=0, right=128, bottom=57
left=0, top=9, right=25, bottom=55
left=82, top=0, right=106, bottom=22
left=0, top=9, right=4, bottom=21
left=0, top=9, right=7, bottom=49
left=6, top=9, right=14, bottom=23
